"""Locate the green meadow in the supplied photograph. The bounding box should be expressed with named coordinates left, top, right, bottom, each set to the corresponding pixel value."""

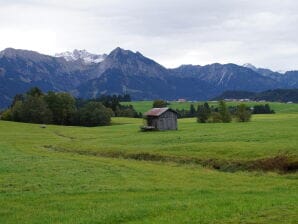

left=122, top=100, right=298, bottom=114
left=0, top=102, right=298, bottom=223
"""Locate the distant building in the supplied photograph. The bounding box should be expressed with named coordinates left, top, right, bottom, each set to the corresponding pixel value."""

left=239, top=99, right=250, bottom=102
left=223, top=98, right=252, bottom=102
left=177, top=98, right=186, bottom=102
left=143, top=107, right=178, bottom=131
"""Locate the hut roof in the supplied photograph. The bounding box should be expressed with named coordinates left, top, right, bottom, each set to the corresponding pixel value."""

left=145, top=107, right=178, bottom=117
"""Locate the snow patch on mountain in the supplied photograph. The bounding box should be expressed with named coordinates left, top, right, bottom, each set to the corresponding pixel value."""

left=55, top=49, right=107, bottom=64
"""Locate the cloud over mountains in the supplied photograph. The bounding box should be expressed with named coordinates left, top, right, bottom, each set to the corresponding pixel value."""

left=1, top=0, right=298, bottom=71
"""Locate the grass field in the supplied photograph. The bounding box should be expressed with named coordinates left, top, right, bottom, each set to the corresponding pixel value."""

left=122, top=101, right=298, bottom=114
left=0, top=103, right=298, bottom=223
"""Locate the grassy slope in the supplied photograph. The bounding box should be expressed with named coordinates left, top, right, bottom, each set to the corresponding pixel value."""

left=122, top=101, right=298, bottom=114
left=0, top=112, right=298, bottom=223
left=49, top=114, right=298, bottom=160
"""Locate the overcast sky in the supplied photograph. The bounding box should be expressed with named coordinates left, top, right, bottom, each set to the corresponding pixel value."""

left=1, top=0, right=298, bottom=71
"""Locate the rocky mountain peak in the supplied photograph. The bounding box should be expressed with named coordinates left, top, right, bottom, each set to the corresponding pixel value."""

left=108, top=47, right=136, bottom=58
left=243, top=63, right=258, bottom=71
left=106, top=47, right=161, bottom=67
left=0, top=48, right=54, bottom=62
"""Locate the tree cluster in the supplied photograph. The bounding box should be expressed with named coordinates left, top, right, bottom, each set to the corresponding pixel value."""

left=196, top=101, right=252, bottom=123
left=252, top=104, right=275, bottom=114
left=77, top=95, right=142, bottom=118
left=1, top=88, right=137, bottom=126
left=174, top=102, right=273, bottom=122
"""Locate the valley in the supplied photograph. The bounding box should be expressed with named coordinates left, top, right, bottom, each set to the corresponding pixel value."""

left=0, top=102, right=297, bottom=223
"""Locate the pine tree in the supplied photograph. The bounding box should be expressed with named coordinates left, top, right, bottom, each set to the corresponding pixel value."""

left=189, top=104, right=196, bottom=117
left=197, top=102, right=211, bottom=123
left=218, top=100, right=231, bottom=123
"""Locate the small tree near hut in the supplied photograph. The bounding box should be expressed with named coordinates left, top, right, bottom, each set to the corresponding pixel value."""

left=153, top=99, right=168, bottom=108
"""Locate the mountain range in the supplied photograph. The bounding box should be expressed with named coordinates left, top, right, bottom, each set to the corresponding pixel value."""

left=0, top=47, right=298, bottom=109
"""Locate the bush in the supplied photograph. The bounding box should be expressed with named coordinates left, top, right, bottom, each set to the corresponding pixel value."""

left=235, top=104, right=251, bottom=122
left=210, top=112, right=222, bottom=123
left=75, top=102, right=111, bottom=127
left=153, top=99, right=168, bottom=108
left=116, top=108, right=136, bottom=117
left=0, top=109, right=12, bottom=121
left=106, top=108, right=115, bottom=117
left=115, top=105, right=141, bottom=118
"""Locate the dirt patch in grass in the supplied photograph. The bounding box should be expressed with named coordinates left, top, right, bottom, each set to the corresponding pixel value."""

left=44, top=145, right=298, bottom=173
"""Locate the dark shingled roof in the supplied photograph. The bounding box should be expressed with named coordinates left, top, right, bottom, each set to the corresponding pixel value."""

left=145, top=107, right=178, bottom=117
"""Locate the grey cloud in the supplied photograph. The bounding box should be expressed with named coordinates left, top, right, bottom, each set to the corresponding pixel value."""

left=0, top=0, right=298, bottom=71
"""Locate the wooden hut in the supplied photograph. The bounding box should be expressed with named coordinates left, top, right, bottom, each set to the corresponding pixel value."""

left=143, top=107, right=178, bottom=131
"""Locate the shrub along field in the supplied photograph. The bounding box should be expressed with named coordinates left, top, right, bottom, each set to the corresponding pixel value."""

left=0, top=103, right=297, bottom=223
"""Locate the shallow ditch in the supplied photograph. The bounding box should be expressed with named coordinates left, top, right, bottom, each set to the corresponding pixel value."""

left=44, top=145, right=298, bottom=173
